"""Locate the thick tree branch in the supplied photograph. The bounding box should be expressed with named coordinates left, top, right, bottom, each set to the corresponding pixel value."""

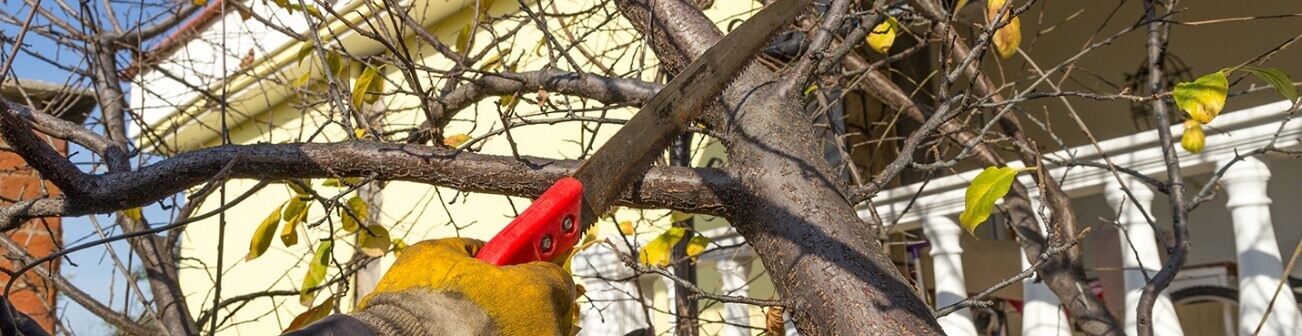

left=0, top=139, right=735, bottom=228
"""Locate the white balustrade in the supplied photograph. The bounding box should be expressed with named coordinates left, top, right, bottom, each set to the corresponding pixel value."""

left=1221, top=157, right=1300, bottom=335
left=1103, top=176, right=1184, bottom=335
left=922, top=216, right=978, bottom=336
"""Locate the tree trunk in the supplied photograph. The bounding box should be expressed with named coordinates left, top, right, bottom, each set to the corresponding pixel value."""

left=614, top=0, right=945, bottom=333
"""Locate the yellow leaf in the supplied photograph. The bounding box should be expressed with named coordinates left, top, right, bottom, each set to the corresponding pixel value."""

left=669, top=210, right=693, bottom=223
left=122, top=208, right=143, bottom=221
left=986, top=0, right=1021, bottom=60
left=618, top=221, right=635, bottom=235
left=391, top=239, right=409, bottom=258
left=1181, top=119, right=1205, bottom=154
left=803, top=84, right=819, bottom=96
left=247, top=202, right=286, bottom=261
left=685, top=235, right=710, bottom=260
left=284, top=296, right=337, bottom=333
left=283, top=195, right=307, bottom=222
left=561, top=238, right=605, bottom=274
left=193, top=0, right=207, bottom=5
left=287, top=180, right=311, bottom=196
left=281, top=198, right=311, bottom=247
left=958, top=166, right=1028, bottom=235
left=353, top=65, right=381, bottom=108
left=866, top=16, right=900, bottom=54
left=358, top=225, right=391, bottom=257
left=294, top=69, right=313, bottom=88
left=638, top=227, right=687, bottom=267
left=443, top=134, right=471, bottom=147
left=1174, top=72, right=1229, bottom=124
left=455, top=23, right=474, bottom=55
left=479, top=48, right=511, bottom=71
left=341, top=197, right=367, bottom=233
left=953, top=0, right=969, bottom=13
left=296, top=43, right=316, bottom=65
left=300, top=240, right=332, bottom=306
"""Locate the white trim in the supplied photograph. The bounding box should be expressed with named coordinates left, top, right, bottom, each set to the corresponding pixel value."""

left=863, top=100, right=1300, bottom=230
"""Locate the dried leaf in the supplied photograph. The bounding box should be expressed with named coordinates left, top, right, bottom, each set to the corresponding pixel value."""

left=247, top=202, right=286, bottom=261
left=340, top=197, right=367, bottom=233
left=536, top=88, right=550, bottom=106
left=358, top=225, right=391, bottom=257
left=443, top=134, right=471, bottom=147
left=239, top=49, right=256, bottom=69
left=765, top=306, right=785, bottom=335
left=1181, top=119, right=1205, bottom=154
left=300, top=240, right=333, bottom=306
left=284, top=296, right=337, bottom=333
left=1174, top=71, right=1228, bottom=124
left=959, top=166, right=1029, bottom=235
left=986, top=0, right=1021, bottom=59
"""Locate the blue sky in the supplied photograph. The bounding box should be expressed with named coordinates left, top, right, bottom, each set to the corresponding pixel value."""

left=3, top=1, right=184, bottom=334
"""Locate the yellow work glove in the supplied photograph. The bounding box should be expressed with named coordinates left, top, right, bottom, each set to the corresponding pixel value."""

left=353, top=238, right=576, bottom=336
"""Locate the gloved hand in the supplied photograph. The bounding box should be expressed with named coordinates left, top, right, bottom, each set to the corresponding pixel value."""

left=351, top=238, right=577, bottom=336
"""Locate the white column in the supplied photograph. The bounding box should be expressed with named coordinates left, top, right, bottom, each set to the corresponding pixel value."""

left=1022, top=190, right=1073, bottom=336
left=716, top=257, right=755, bottom=336
left=1221, top=157, right=1300, bottom=336
left=573, top=244, right=651, bottom=335
left=922, top=216, right=978, bottom=336
left=1103, top=176, right=1184, bottom=336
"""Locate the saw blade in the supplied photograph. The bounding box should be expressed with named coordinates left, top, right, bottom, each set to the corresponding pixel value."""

left=573, top=0, right=811, bottom=230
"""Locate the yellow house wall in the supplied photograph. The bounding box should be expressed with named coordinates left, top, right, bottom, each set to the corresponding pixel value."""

left=173, top=0, right=782, bottom=334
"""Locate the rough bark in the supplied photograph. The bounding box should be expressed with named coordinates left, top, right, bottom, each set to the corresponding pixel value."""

left=614, top=0, right=945, bottom=334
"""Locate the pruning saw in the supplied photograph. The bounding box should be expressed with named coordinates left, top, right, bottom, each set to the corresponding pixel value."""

left=475, top=0, right=811, bottom=266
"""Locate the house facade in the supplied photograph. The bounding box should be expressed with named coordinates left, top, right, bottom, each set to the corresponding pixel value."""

left=128, top=0, right=1302, bottom=335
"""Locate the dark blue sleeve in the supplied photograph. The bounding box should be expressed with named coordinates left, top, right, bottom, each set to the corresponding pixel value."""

left=283, top=314, right=378, bottom=336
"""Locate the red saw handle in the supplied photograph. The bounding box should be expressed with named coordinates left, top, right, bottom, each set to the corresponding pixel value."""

left=476, top=177, right=584, bottom=266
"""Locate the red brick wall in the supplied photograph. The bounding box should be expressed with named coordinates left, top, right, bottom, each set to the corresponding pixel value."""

left=0, top=137, right=66, bottom=334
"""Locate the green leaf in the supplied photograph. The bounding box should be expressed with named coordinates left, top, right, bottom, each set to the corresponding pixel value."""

left=300, top=240, right=333, bottom=306
left=246, top=202, right=287, bottom=261
left=638, top=227, right=687, bottom=267
left=669, top=210, right=693, bottom=223
left=1174, top=72, right=1228, bottom=124
left=353, top=65, right=381, bottom=108
left=340, top=197, right=367, bottom=233
left=358, top=225, right=391, bottom=257
left=287, top=180, right=311, bottom=196
left=455, top=23, right=474, bottom=55
left=325, top=51, right=347, bottom=78
left=958, top=166, right=1027, bottom=235
left=1238, top=66, right=1298, bottom=103
left=391, top=239, right=409, bottom=258
left=296, top=42, right=316, bottom=66
left=282, top=198, right=311, bottom=247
